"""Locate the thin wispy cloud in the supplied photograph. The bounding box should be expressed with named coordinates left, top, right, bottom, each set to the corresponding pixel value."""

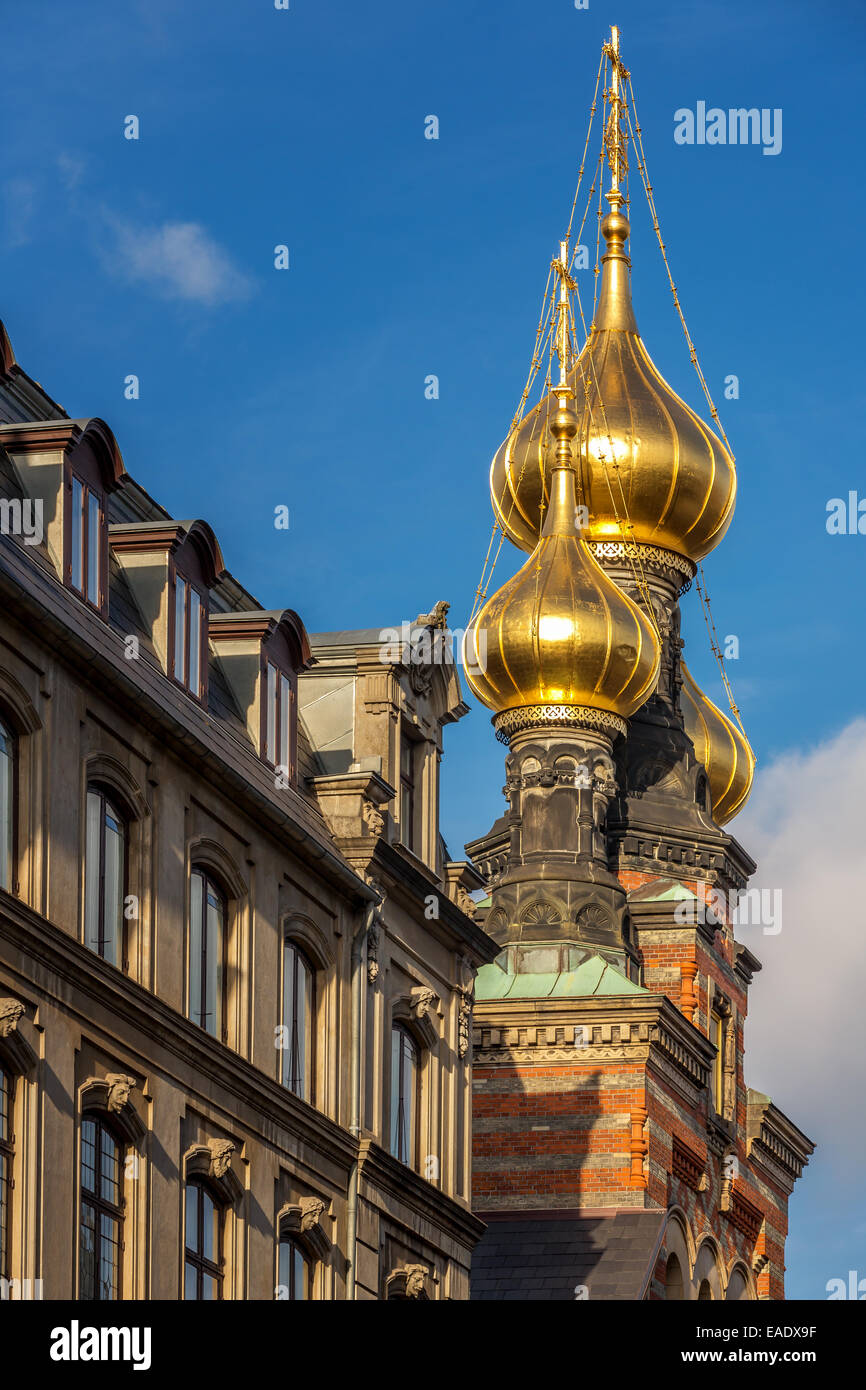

left=100, top=214, right=253, bottom=306
left=1, top=176, right=39, bottom=249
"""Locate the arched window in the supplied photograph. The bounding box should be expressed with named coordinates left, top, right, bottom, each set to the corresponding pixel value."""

left=277, top=1235, right=310, bottom=1300
left=189, top=869, right=225, bottom=1037
left=84, top=786, right=126, bottom=966
left=664, top=1252, right=684, bottom=1301
left=79, top=1115, right=124, bottom=1300
left=184, top=1180, right=223, bottom=1300
left=0, top=718, right=15, bottom=892
left=281, top=940, right=314, bottom=1101
left=0, top=1065, right=13, bottom=1279
left=698, top=1278, right=713, bottom=1300
left=390, top=1025, right=419, bottom=1167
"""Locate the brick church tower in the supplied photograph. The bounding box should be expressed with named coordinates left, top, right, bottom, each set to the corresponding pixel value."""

left=463, top=28, right=812, bottom=1301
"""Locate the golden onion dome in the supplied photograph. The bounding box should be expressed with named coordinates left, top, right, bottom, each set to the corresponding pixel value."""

left=680, top=660, right=755, bottom=824
left=490, top=207, right=736, bottom=562
left=464, top=398, right=660, bottom=722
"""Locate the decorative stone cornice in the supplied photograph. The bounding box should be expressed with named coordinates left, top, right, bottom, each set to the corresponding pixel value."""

left=473, top=994, right=714, bottom=1096
left=746, top=1091, right=814, bottom=1193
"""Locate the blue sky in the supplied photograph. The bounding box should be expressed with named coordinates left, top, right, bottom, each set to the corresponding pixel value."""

left=2, top=0, right=864, bottom=1299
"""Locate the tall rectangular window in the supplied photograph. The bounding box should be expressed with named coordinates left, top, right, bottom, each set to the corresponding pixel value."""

left=400, top=735, right=416, bottom=851
left=84, top=788, right=126, bottom=967
left=79, top=1117, right=123, bottom=1300
left=173, top=577, right=206, bottom=698
left=0, top=719, right=14, bottom=893
left=710, top=1010, right=724, bottom=1112
left=184, top=1182, right=223, bottom=1300
left=264, top=663, right=293, bottom=774
left=87, top=492, right=101, bottom=606
left=70, top=477, right=84, bottom=593
left=174, top=576, right=187, bottom=685
left=189, top=869, right=225, bottom=1037
left=69, top=476, right=103, bottom=607
left=390, top=1025, right=419, bottom=1167
left=281, top=940, right=313, bottom=1101
left=0, top=1066, right=13, bottom=1280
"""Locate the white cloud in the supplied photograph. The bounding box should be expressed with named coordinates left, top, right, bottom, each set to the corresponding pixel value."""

left=735, top=718, right=866, bottom=1177
left=102, top=216, right=252, bottom=306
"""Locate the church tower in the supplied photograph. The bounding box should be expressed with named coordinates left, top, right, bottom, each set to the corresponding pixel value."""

left=465, top=27, right=812, bottom=1301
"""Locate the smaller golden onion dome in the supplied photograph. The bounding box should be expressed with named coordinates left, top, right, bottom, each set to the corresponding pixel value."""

left=464, top=397, right=660, bottom=721
left=490, top=205, right=737, bottom=562
left=680, top=660, right=756, bottom=824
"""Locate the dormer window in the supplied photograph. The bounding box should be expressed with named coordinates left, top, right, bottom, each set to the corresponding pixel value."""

left=173, top=573, right=205, bottom=698
left=70, top=476, right=104, bottom=608
left=264, top=661, right=293, bottom=772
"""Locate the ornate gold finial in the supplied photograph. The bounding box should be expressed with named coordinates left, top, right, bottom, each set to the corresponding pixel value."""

left=602, top=25, right=629, bottom=210
left=550, top=240, right=579, bottom=472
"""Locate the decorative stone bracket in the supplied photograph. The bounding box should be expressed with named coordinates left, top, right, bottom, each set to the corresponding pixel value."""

left=81, top=1072, right=145, bottom=1143
left=385, top=1262, right=431, bottom=1299
left=184, top=1139, right=244, bottom=1204
left=278, top=1196, right=332, bottom=1260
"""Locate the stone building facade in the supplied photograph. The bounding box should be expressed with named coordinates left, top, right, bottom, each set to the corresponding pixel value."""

left=0, top=316, right=496, bottom=1301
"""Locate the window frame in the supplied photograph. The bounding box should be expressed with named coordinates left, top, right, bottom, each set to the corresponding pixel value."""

left=276, top=1234, right=311, bottom=1301
left=67, top=471, right=106, bottom=612
left=78, top=1113, right=124, bottom=1302
left=262, top=659, right=295, bottom=774
left=390, top=1023, right=420, bottom=1168
left=184, top=1179, right=224, bottom=1301
left=280, top=938, right=315, bottom=1103
left=0, top=715, right=16, bottom=895
left=188, top=867, right=227, bottom=1040
left=399, top=732, right=417, bottom=852
left=84, top=784, right=128, bottom=968
left=0, top=1064, right=14, bottom=1281
left=710, top=1010, right=724, bottom=1113
left=169, top=565, right=208, bottom=701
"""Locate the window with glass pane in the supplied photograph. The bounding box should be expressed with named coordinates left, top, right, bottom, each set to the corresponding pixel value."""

left=281, top=941, right=313, bottom=1100
left=710, top=1011, right=723, bottom=1111
left=264, top=664, right=293, bottom=773
left=79, top=1116, right=123, bottom=1300
left=0, top=1067, right=13, bottom=1279
left=174, top=576, right=187, bottom=685
left=390, top=1025, right=419, bottom=1166
left=84, top=787, right=126, bottom=967
left=0, top=720, right=14, bottom=893
left=189, top=869, right=225, bottom=1037
left=400, top=736, right=415, bottom=850
left=188, top=588, right=201, bottom=697
left=69, top=476, right=104, bottom=607
left=184, top=1181, right=223, bottom=1300
left=87, top=492, right=101, bottom=606
left=70, top=477, right=84, bottom=592
left=277, top=1236, right=310, bottom=1300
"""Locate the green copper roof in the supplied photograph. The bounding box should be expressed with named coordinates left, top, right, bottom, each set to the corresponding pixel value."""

left=633, top=882, right=697, bottom=902
left=476, top=953, right=647, bottom=1001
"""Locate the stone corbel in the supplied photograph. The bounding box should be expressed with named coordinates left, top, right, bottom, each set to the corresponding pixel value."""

left=444, top=860, right=485, bottom=918
left=456, top=955, right=475, bottom=1060
left=278, top=1196, right=332, bottom=1261
left=0, top=997, right=36, bottom=1073
left=393, top=989, right=440, bottom=1050
left=81, top=1072, right=145, bottom=1143
left=184, top=1139, right=244, bottom=1204
left=386, top=1262, right=431, bottom=1300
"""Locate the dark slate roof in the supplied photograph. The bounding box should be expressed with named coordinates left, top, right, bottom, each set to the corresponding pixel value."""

left=471, top=1209, right=665, bottom=1301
